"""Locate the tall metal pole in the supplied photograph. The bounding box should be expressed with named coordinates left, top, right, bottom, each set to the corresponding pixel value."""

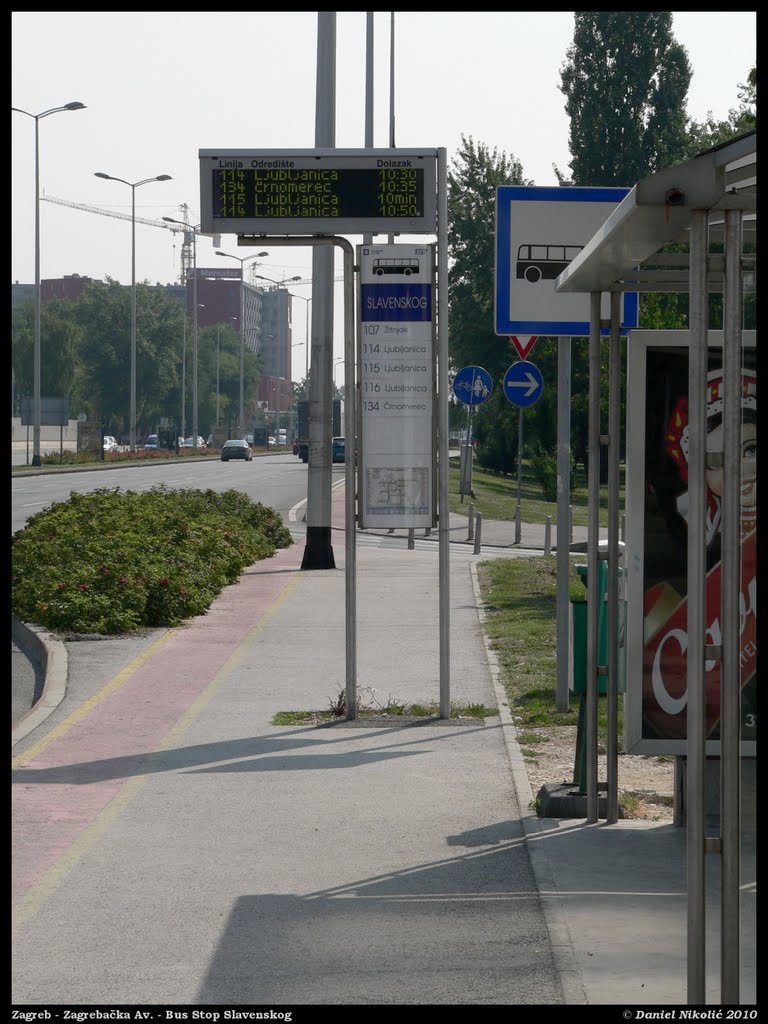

left=305, top=298, right=311, bottom=379
left=556, top=336, right=572, bottom=711
left=720, top=207, right=743, bottom=1003
left=130, top=183, right=137, bottom=451
left=216, top=324, right=221, bottom=426
left=181, top=317, right=187, bottom=439
left=192, top=236, right=199, bottom=449
left=302, top=10, right=336, bottom=570
left=239, top=275, right=245, bottom=431
left=515, top=407, right=524, bottom=542
left=686, top=209, right=708, bottom=1004
left=586, top=292, right=602, bottom=823
left=214, top=251, right=268, bottom=431
left=97, top=172, right=171, bottom=449
left=13, top=102, right=86, bottom=466
left=32, top=115, right=41, bottom=465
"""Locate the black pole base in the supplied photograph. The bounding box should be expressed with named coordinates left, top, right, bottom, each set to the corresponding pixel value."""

left=31, top=454, right=42, bottom=467
left=301, top=526, right=336, bottom=570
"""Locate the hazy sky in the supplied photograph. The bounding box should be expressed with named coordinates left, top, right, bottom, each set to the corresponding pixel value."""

left=12, top=11, right=756, bottom=370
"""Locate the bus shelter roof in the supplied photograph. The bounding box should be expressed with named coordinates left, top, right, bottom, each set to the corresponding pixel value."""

left=554, top=131, right=756, bottom=296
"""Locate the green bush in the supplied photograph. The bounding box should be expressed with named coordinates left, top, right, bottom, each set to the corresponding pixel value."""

left=11, top=485, right=293, bottom=635
left=529, top=444, right=576, bottom=503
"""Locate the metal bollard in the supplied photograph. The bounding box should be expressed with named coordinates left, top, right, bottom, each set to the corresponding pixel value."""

left=514, top=504, right=521, bottom=545
left=473, top=512, right=482, bottom=554
left=467, top=501, right=475, bottom=541
left=544, top=515, right=552, bottom=556
left=407, top=528, right=415, bottom=550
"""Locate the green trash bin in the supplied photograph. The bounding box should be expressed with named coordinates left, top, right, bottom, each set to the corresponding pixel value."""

left=569, top=556, right=625, bottom=695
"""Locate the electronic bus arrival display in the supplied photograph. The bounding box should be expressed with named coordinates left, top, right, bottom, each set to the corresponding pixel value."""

left=199, top=149, right=439, bottom=236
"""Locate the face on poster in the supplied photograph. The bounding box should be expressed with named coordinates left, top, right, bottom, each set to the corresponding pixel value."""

left=636, top=342, right=756, bottom=750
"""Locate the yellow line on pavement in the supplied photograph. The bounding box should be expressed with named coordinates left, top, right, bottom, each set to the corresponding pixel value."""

left=12, top=630, right=179, bottom=771
left=12, top=572, right=303, bottom=934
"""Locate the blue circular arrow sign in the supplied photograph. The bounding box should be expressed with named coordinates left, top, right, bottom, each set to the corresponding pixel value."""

left=503, top=360, right=544, bottom=408
left=452, top=365, right=493, bottom=406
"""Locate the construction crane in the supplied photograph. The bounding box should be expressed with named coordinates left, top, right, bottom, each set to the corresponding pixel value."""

left=40, top=194, right=199, bottom=284
left=40, top=193, right=344, bottom=288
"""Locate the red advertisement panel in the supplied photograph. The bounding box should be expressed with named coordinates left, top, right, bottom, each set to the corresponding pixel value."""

left=640, top=347, right=757, bottom=745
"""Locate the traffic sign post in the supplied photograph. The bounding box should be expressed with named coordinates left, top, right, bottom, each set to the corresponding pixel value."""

left=452, top=365, right=493, bottom=407
left=503, top=360, right=544, bottom=408
left=503, top=359, right=544, bottom=539
left=452, top=366, right=492, bottom=500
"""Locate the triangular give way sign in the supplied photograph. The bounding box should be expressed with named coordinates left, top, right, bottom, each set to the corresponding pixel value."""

left=510, top=335, right=538, bottom=360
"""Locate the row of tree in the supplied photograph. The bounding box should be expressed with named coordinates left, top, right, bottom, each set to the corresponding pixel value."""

left=12, top=14, right=755, bottom=459
left=12, top=280, right=262, bottom=442
left=446, top=12, right=755, bottom=475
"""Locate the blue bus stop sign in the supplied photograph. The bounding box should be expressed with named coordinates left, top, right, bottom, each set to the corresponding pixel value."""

left=503, top=360, right=544, bottom=408
left=452, top=365, right=493, bottom=407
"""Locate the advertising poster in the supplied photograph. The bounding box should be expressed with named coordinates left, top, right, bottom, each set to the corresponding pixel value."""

left=625, top=331, right=756, bottom=755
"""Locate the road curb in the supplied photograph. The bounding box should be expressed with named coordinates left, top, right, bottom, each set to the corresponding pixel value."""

left=469, top=560, right=588, bottom=1005
left=11, top=615, right=68, bottom=747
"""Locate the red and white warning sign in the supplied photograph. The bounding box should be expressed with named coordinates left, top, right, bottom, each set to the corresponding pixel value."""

left=509, top=335, right=538, bottom=360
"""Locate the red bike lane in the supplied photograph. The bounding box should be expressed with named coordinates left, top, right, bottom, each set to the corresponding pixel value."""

left=12, top=537, right=307, bottom=912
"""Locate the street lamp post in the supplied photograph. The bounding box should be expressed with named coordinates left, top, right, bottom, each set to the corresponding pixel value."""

left=214, top=250, right=268, bottom=433
left=216, top=323, right=221, bottom=426
left=13, top=101, right=86, bottom=466
left=215, top=316, right=238, bottom=428
left=288, top=292, right=312, bottom=379
left=164, top=217, right=206, bottom=449
left=181, top=315, right=187, bottom=440
left=96, top=170, right=172, bottom=451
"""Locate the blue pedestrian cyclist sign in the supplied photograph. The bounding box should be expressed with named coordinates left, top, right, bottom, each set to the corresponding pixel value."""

left=503, top=360, right=544, bottom=408
left=453, top=365, right=493, bottom=407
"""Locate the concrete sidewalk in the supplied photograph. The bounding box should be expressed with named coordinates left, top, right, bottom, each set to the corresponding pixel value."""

left=11, top=496, right=755, bottom=1006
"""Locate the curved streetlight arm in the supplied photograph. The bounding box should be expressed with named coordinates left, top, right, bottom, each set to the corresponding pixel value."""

left=95, top=172, right=172, bottom=187
left=12, top=101, right=86, bottom=120
left=214, top=251, right=269, bottom=432
left=253, top=273, right=303, bottom=288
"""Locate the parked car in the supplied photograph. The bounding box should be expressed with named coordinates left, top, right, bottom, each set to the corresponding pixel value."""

left=267, top=436, right=276, bottom=447
left=220, top=439, right=253, bottom=462
left=102, top=435, right=119, bottom=453
left=144, top=434, right=159, bottom=450
left=332, top=436, right=345, bottom=463
left=181, top=436, right=207, bottom=449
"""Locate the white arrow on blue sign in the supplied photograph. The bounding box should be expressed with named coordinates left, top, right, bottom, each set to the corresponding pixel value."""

left=452, top=365, right=493, bottom=407
left=503, top=360, right=544, bottom=408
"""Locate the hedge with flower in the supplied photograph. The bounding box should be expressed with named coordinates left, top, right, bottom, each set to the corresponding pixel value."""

left=11, top=484, right=292, bottom=635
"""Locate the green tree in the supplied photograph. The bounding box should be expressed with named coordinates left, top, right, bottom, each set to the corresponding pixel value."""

left=12, top=298, right=85, bottom=415
left=558, top=12, right=692, bottom=186
left=448, top=134, right=532, bottom=377
left=447, top=136, right=533, bottom=472
left=685, top=66, right=756, bottom=154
